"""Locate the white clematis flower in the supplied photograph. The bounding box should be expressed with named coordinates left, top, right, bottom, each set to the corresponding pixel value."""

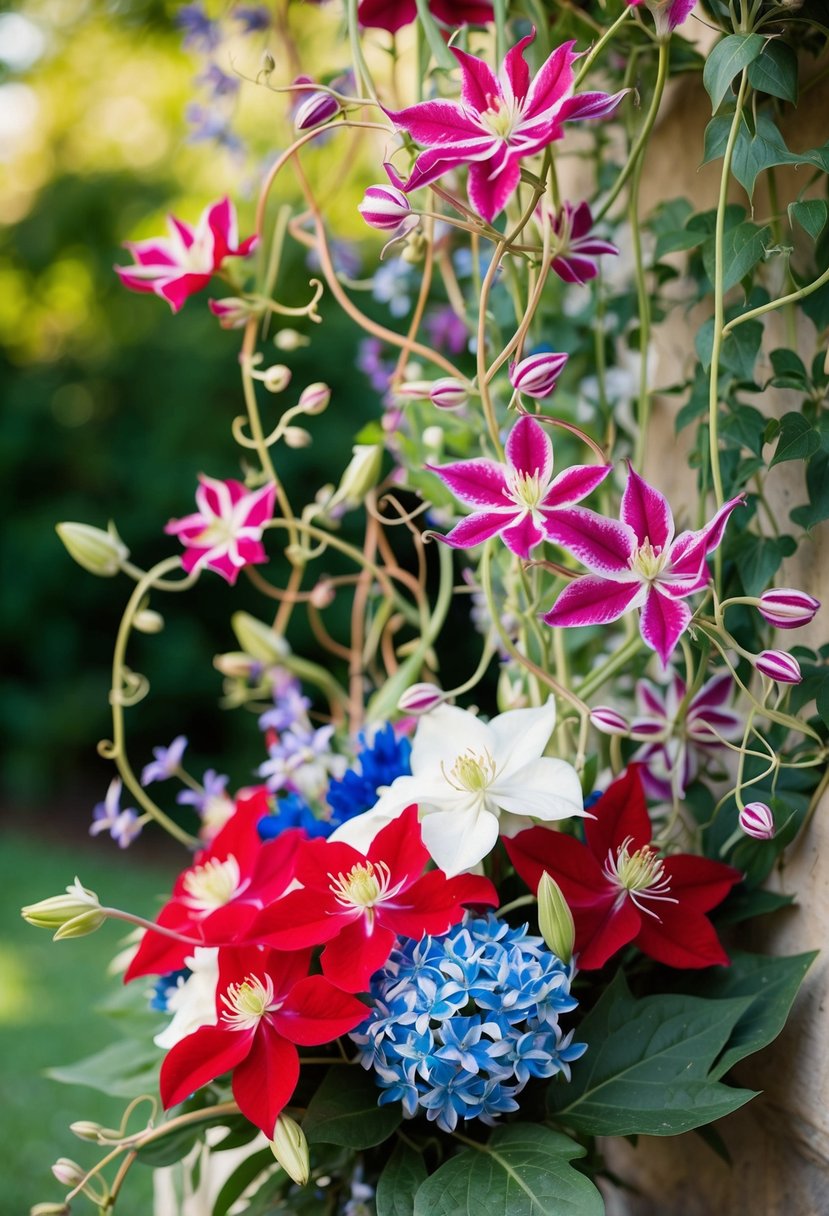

left=330, top=699, right=585, bottom=877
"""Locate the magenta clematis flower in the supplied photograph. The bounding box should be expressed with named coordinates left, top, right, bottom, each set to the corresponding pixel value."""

left=542, top=467, right=744, bottom=665
left=115, top=197, right=257, bottom=313
left=542, top=200, right=619, bottom=284
left=165, top=475, right=276, bottom=584
left=427, top=414, right=612, bottom=559
left=384, top=33, right=624, bottom=223
left=626, top=0, right=696, bottom=38
left=632, top=672, right=743, bottom=801
left=358, top=0, right=493, bottom=33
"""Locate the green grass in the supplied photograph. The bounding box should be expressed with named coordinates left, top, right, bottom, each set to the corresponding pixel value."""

left=1, top=824, right=178, bottom=1215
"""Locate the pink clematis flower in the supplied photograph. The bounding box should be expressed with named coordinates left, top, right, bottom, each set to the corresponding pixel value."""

left=166, top=475, right=276, bottom=585
left=160, top=944, right=365, bottom=1138
left=543, top=200, right=619, bottom=284
left=358, top=0, right=493, bottom=32
left=384, top=32, right=624, bottom=222
left=427, top=414, right=612, bottom=559
left=115, top=197, right=257, bottom=313
left=253, top=805, right=497, bottom=993
left=542, top=467, right=744, bottom=666
left=632, top=672, right=743, bottom=801
left=626, top=0, right=696, bottom=38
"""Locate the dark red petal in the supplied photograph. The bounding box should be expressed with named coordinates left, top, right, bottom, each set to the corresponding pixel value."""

left=367, top=804, right=429, bottom=887
left=124, top=902, right=201, bottom=981
left=633, top=902, right=730, bottom=969
left=503, top=827, right=608, bottom=904
left=574, top=894, right=640, bottom=970
left=585, top=765, right=652, bottom=863
left=321, top=918, right=396, bottom=993
left=661, top=854, right=742, bottom=913
left=232, top=1024, right=299, bottom=1138
left=380, top=869, right=497, bottom=938
left=160, top=1024, right=252, bottom=1110
left=273, top=975, right=367, bottom=1045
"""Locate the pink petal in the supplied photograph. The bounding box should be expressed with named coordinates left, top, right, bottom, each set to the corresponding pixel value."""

left=384, top=100, right=484, bottom=147
left=550, top=253, right=599, bottom=284
left=635, top=678, right=668, bottom=719
left=541, top=463, right=612, bottom=509
left=559, top=88, right=627, bottom=123
left=700, top=493, right=745, bottom=553
left=156, top=272, right=212, bottom=312
left=501, top=32, right=534, bottom=104
left=205, top=553, right=244, bottom=584
left=241, top=483, right=277, bottom=528
left=505, top=414, right=553, bottom=481
left=358, top=0, right=416, bottom=31
left=400, top=139, right=498, bottom=195
left=569, top=201, right=593, bottom=240
left=198, top=475, right=234, bottom=518
left=686, top=707, right=743, bottom=743
left=522, top=40, right=576, bottom=121
left=114, top=267, right=160, bottom=295
left=639, top=587, right=692, bottom=667
left=168, top=215, right=195, bottom=249
left=542, top=576, right=643, bottom=628
left=427, top=458, right=509, bottom=507
left=467, top=151, right=522, bottom=222
left=451, top=46, right=500, bottom=112
left=501, top=512, right=545, bottom=558
left=543, top=506, right=636, bottom=576
left=621, top=467, right=673, bottom=549
left=661, top=529, right=708, bottom=593
left=206, top=197, right=236, bottom=263
left=125, top=239, right=178, bottom=267
left=439, top=511, right=515, bottom=549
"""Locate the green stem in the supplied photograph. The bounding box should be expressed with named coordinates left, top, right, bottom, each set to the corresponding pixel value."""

left=630, top=150, right=651, bottom=470
left=575, top=633, right=644, bottom=702
left=722, top=261, right=829, bottom=335
left=574, top=5, right=634, bottom=86
left=596, top=38, right=669, bottom=223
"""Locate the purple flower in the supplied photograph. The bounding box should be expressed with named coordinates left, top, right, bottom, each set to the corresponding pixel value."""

left=358, top=183, right=413, bottom=231
left=428, top=414, right=611, bottom=560
left=626, top=0, right=696, bottom=39
left=198, top=64, right=240, bottom=99
left=544, top=200, right=618, bottom=284
left=141, top=736, right=188, bottom=786
left=176, top=769, right=234, bottom=838
left=232, top=5, right=271, bottom=32
left=739, top=802, right=775, bottom=841
left=293, top=79, right=340, bottom=131
left=509, top=351, right=569, bottom=399
left=631, top=672, right=742, bottom=801
left=542, top=467, right=744, bottom=666
left=90, top=778, right=142, bottom=848
left=185, top=104, right=245, bottom=154
left=176, top=3, right=221, bottom=51
left=754, top=650, right=802, bottom=685
left=424, top=307, right=469, bottom=355
left=384, top=32, right=624, bottom=222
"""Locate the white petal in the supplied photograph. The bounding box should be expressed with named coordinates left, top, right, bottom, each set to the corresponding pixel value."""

left=420, top=806, right=500, bottom=877
left=410, top=705, right=495, bottom=775
left=492, top=757, right=584, bottom=822
left=488, top=698, right=557, bottom=776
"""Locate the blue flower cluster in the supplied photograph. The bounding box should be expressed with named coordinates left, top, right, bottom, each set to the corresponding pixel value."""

left=350, top=915, right=586, bottom=1133
left=326, top=724, right=411, bottom=830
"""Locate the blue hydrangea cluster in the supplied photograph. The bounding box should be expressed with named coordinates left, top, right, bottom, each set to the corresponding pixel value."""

left=350, top=915, right=586, bottom=1133
left=325, top=724, right=411, bottom=830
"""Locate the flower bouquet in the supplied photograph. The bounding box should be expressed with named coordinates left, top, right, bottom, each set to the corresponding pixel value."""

left=25, top=0, right=829, bottom=1212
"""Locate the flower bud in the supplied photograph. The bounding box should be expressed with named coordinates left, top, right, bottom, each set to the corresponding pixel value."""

left=509, top=351, right=569, bottom=399
left=274, top=328, right=310, bottom=351
left=537, top=872, right=575, bottom=963
left=56, top=521, right=128, bottom=577
left=282, top=425, right=312, bottom=449
left=429, top=377, right=468, bottom=410
left=298, top=382, right=331, bottom=415
left=754, top=649, right=802, bottom=684
left=397, top=683, right=444, bottom=715
left=757, top=587, right=820, bottom=630
left=70, top=1121, right=104, bottom=1142
left=590, top=706, right=630, bottom=736
left=309, top=580, right=336, bottom=609
left=31, top=1204, right=71, bottom=1216
left=21, top=878, right=105, bottom=939
left=134, top=609, right=164, bottom=634
left=497, top=670, right=530, bottom=711
left=358, top=184, right=413, bottom=231
left=52, top=1159, right=85, bottom=1187
left=293, top=82, right=340, bottom=131
left=401, top=231, right=427, bottom=264
left=231, top=612, right=289, bottom=664
left=739, top=801, right=776, bottom=840
left=393, top=380, right=432, bottom=401
left=208, top=297, right=262, bottom=329
left=332, top=444, right=383, bottom=512
left=262, top=364, right=292, bottom=393
left=422, top=426, right=443, bottom=455
left=270, top=1114, right=310, bottom=1186
left=214, top=650, right=257, bottom=678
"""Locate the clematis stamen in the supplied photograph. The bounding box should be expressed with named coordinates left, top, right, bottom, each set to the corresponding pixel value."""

left=181, top=855, right=243, bottom=913
left=220, top=973, right=279, bottom=1032
left=441, top=748, right=498, bottom=795
left=602, top=836, right=678, bottom=919
left=630, top=538, right=668, bottom=582
left=327, top=859, right=395, bottom=912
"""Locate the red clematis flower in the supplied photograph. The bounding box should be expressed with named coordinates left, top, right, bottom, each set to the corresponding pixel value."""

left=125, top=787, right=301, bottom=982
left=252, top=805, right=498, bottom=992
left=160, top=945, right=365, bottom=1138
left=358, top=0, right=493, bottom=32
left=504, top=766, right=741, bottom=970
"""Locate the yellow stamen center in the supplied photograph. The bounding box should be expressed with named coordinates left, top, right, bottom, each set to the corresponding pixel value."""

left=630, top=538, right=668, bottom=582
left=328, top=860, right=392, bottom=910
left=220, top=974, right=278, bottom=1031
left=181, top=855, right=242, bottom=912
left=602, top=836, right=678, bottom=919
left=442, top=748, right=498, bottom=795
left=479, top=94, right=520, bottom=141
left=509, top=471, right=544, bottom=511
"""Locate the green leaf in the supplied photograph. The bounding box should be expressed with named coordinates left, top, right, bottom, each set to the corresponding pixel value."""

left=46, top=1039, right=161, bottom=1099
left=703, top=34, right=764, bottom=113
left=412, top=1125, right=604, bottom=1216
left=770, top=412, right=822, bottom=466
left=136, top=1125, right=205, bottom=1168
left=547, top=973, right=756, bottom=1137
left=212, top=1148, right=278, bottom=1216
left=655, top=227, right=709, bottom=259
left=732, top=532, right=797, bottom=596
left=715, top=886, right=795, bottom=925
left=788, top=199, right=828, bottom=242
left=702, top=222, right=772, bottom=292
left=769, top=346, right=810, bottom=390
left=719, top=113, right=829, bottom=199
left=721, top=404, right=767, bottom=455
left=791, top=452, right=829, bottom=529
left=691, top=951, right=816, bottom=1079
left=376, top=1143, right=428, bottom=1216
left=816, top=677, right=829, bottom=729
left=303, top=1067, right=401, bottom=1149
left=747, top=40, right=798, bottom=103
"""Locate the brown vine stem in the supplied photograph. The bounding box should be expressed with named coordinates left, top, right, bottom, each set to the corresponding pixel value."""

left=391, top=212, right=436, bottom=389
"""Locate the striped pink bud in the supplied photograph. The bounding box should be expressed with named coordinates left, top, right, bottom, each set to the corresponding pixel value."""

left=358, top=184, right=413, bottom=231
left=429, top=378, right=468, bottom=411
left=294, top=83, right=340, bottom=131
left=397, top=683, right=444, bottom=715
left=590, top=706, right=630, bottom=735
left=509, top=351, right=569, bottom=399
left=739, top=801, right=776, bottom=840
left=754, top=650, right=802, bottom=684
left=758, top=587, right=820, bottom=630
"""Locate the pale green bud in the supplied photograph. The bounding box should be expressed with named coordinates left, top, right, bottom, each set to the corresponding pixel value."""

left=21, top=877, right=105, bottom=940
left=282, top=425, right=312, bottom=449
left=70, top=1121, right=104, bottom=1142
left=537, top=872, right=575, bottom=963
left=56, top=521, right=128, bottom=577
left=270, top=1114, right=309, bottom=1186
left=274, top=328, right=310, bottom=351
left=333, top=444, right=383, bottom=511
left=231, top=612, right=289, bottom=665
left=52, top=1158, right=85, bottom=1187
left=263, top=364, right=292, bottom=393
left=30, top=1204, right=70, bottom=1216
left=213, top=650, right=257, bottom=678
left=298, top=382, right=330, bottom=415
left=134, top=609, right=164, bottom=634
